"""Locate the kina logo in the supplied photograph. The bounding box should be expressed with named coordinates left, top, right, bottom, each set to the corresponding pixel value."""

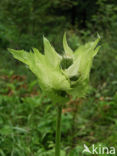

left=82, top=144, right=115, bottom=155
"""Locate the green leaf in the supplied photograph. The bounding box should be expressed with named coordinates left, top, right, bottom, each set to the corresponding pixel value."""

left=43, top=37, right=61, bottom=67
left=8, top=47, right=70, bottom=102
left=65, top=58, right=80, bottom=78
left=8, top=48, right=30, bottom=65
left=63, top=33, right=73, bottom=56
left=68, top=79, right=89, bottom=98
left=74, top=37, right=100, bottom=80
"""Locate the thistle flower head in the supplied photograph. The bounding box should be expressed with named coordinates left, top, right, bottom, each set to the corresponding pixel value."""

left=8, top=33, right=100, bottom=103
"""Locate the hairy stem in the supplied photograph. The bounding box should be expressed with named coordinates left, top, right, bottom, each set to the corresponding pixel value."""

left=55, top=104, right=62, bottom=156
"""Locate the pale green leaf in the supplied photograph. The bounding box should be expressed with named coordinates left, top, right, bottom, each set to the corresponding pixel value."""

left=67, top=79, right=89, bottom=98
left=8, top=48, right=30, bottom=65
left=63, top=33, right=73, bottom=56
left=43, top=37, right=61, bottom=67
left=8, top=48, right=70, bottom=99
left=65, top=59, right=80, bottom=78
left=73, top=37, right=100, bottom=80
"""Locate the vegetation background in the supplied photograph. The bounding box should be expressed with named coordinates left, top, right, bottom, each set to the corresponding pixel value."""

left=0, top=0, right=117, bottom=155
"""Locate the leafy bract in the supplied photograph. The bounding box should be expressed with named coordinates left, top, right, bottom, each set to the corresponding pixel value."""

left=73, top=37, right=101, bottom=80
left=8, top=39, right=71, bottom=103
left=65, top=36, right=100, bottom=98
left=43, top=37, right=61, bottom=67
left=8, top=33, right=100, bottom=101
left=63, top=33, right=73, bottom=57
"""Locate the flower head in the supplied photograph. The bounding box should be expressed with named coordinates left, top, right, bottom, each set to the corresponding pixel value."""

left=8, top=33, right=100, bottom=103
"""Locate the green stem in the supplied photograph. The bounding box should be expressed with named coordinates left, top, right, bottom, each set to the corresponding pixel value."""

left=55, top=104, right=62, bottom=156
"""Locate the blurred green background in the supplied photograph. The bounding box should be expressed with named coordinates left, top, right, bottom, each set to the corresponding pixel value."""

left=0, top=0, right=117, bottom=155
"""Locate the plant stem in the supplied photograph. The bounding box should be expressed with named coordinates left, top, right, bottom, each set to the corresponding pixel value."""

left=55, top=104, right=62, bottom=156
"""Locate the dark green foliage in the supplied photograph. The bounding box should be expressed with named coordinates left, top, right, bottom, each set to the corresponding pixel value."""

left=0, top=91, right=117, bottom=155
left=0, top=0, right=116, bottom=50
left=0, top=0, right=117, bottom=155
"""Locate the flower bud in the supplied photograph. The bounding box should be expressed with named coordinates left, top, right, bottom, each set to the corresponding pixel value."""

left=60, top=55, right=73, bottom=70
